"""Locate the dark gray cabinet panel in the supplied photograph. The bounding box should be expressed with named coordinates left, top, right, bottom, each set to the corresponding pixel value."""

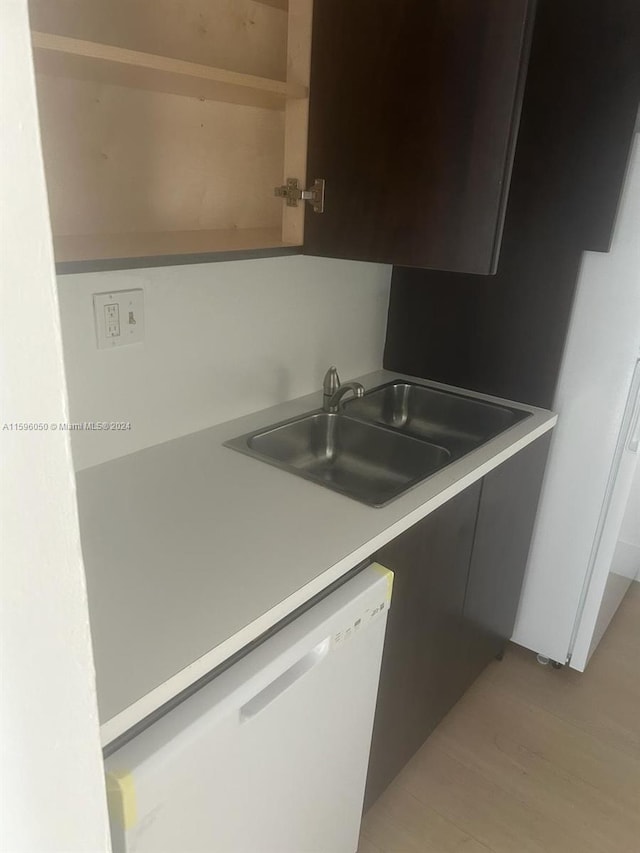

left=365, top=483, right=481, bottom=808
left=364, top=434, right=551, bottom=809
left=461, top=433, right=551, bottom=681
left=304, top=0, right=535, bottom=273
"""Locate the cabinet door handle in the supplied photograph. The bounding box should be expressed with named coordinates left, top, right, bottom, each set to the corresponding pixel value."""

left=628, top=402, right=640, bottom=452
left=239, top=637, right=330, bottom=722
left=628, top=360, right=640, bottom=453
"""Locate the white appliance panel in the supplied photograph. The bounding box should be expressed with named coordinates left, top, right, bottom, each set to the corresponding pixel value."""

left=513, top=132, right=640, bottom=666
left=105, top=564, right=391, bottom=853
left=570, top=360, right=640, bottom=669
left=612, top=457, right=640, bottom=581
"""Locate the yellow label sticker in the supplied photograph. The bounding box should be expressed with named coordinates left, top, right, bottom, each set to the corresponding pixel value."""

left=371, top=562, right=394, bottom=603
left=106, top=770, right=137, bottom=830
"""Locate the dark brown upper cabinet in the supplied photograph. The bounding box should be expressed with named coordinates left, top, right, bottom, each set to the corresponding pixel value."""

left=29, top=0, right=534, bottom=274
left=383, top=0, right=640, bottom=410
left=305, top=0, right=535, bottom=274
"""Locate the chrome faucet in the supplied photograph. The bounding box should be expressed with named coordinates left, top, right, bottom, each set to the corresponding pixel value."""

left=322, top=366, right=365, bottom=413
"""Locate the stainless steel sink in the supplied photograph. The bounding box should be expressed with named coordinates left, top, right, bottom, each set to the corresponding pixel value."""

left=225, top=412, right=451, bottom=507
left=343, top=381, right=530, bottom=459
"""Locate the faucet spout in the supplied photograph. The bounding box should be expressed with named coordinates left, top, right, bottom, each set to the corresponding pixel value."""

left=324, top=382, right=365, bottom=413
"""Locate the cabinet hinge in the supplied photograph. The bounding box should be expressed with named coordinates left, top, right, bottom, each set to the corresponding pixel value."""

left=274, top=178, right=325, bottom=214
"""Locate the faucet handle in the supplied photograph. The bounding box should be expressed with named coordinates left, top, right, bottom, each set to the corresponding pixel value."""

left=323, top=366, right=341, bottom=397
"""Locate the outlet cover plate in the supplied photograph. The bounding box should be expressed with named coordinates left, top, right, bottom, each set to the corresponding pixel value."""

left=94, top=289, right=144, bottom=349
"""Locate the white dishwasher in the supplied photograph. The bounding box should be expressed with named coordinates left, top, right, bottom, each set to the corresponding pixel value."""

left=105, top=563, right=393, bottom=853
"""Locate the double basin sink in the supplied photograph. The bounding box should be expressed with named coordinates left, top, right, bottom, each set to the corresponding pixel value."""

left=225, top=380, right=529, bottom=507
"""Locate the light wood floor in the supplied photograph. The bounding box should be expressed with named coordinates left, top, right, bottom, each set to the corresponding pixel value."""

left=358, top=583, right=640, bottom=853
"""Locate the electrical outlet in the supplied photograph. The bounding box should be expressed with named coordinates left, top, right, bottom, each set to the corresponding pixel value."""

left=94, top=289, right=144, bottom=349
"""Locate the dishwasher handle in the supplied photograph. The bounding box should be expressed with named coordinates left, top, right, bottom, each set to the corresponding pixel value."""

left=239, top=637, right=331, bottom=723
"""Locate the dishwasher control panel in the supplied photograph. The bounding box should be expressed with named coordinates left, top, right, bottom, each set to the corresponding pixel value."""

left=331, top=563, right=393, bottom=649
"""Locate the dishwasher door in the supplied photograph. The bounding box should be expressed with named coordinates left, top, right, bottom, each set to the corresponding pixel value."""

left=105, top=563, right=392, bottom=853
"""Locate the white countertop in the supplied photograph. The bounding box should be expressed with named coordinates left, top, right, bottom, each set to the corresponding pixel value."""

left=76, top=370, right=556, bottom=746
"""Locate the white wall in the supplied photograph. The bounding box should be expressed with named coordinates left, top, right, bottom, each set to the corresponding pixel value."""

left=0, top=2, right=111, bottom=850
left=57, top=256, right=391, bottom=470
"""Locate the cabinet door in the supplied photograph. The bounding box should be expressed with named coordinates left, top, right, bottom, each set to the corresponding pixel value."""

left=364, top=482, right=481, bottom=808
left=304, top=0, right=534, bottom=274
left=461, top=434, right=551, bottom=680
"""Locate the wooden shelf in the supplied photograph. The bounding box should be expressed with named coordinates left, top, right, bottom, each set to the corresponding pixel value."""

left=254, top=0, right=288, bottom=9
left=31, top=32, right=307, bottom=110
left=52, top=228, right=299, bottom=264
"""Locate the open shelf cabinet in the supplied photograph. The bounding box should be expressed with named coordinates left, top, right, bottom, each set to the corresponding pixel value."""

left=28, top=0, right=312, bottom=271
